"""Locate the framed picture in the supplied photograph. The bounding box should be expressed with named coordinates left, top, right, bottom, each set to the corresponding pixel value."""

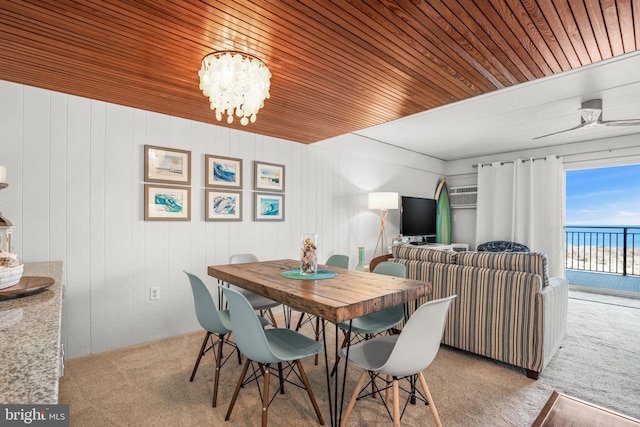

left=254, top=192, right=285, bottom=221
left=254, top=161, right=285, bottom=192
left=144, top=184, right=191, bottom=221
left=205, top=154, right=242, bottom=188
left=144, top=145, right=191, bottom=185
left=205, top=189, right=242, bottom=221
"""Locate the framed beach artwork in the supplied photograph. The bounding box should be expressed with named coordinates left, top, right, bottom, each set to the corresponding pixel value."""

left=205, top=189, right=242, bottom=221
left=144, top=145, right=191, bottom=185
left=205, top=154, right=242, bottom=188
left=254, top=192, right=285, bottom=221
left=144, top=184, right=191, bottom=221
left=254, top=161, right=285, bottom=192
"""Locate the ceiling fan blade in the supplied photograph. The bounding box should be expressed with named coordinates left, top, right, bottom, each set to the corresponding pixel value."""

left=532, top=123, right=586, bottom=140
left=600, top=119, right=640, bottom=127
left=533, top=98, right=640, bottom=140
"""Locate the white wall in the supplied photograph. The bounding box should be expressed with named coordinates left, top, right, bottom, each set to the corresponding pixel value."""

left=0, top=80, right=444, bottom=358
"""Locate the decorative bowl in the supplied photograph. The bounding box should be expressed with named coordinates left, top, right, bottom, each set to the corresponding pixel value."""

left=0, top=264, right=23, bottom=290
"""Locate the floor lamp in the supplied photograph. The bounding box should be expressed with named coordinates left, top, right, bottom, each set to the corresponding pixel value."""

left=369, top=192, right=399, bottom=257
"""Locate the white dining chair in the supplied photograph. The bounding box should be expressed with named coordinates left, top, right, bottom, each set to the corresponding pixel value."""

left=339, top=295, right=457, bottom=426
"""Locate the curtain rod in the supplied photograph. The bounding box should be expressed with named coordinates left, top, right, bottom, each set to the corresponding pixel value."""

left=472, top=155, right=560, bottom=168
left=563, top=152, right=640, bottom=165
left=471, top=145, right=640, bottom=169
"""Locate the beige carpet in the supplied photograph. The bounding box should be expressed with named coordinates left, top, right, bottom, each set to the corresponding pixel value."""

left=59, top=297, right=640, bottom=426
left=569, top=289, right=640, bottom=308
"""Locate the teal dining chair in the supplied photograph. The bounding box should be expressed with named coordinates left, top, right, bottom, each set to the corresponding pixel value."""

left=331, top=261, right=407, bottom=375
left=184, top=271, right=240, bottom=408
left=228, top=254, right=282, bottom=327
left=339, top=295, right=456, bottom=426
left=324, top=253, right=350, bottom=269
left=220, top=285, right=325, bottom=427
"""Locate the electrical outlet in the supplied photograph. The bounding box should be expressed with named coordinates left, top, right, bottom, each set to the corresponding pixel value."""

left=149, top=287, right=160, bottom=300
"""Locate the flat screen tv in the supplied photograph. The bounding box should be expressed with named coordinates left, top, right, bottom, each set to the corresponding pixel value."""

left=400, top=196, right=437, bottom=239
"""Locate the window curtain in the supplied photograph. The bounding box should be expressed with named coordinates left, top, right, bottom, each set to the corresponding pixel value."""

left=475, top=156, right=565, bottom=278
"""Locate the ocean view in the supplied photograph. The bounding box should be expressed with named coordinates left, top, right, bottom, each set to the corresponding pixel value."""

left=565, top=226, right=640, bottom=275
left=565, top=225, right=640, bottom=247
left=565, top=165, right=640, bottom=279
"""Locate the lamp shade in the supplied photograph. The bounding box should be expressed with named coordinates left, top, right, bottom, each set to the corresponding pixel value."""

left=368, top=192, right=399, bottom=210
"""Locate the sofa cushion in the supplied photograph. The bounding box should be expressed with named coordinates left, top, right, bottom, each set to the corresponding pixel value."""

left=456, top=251, right=550, bottom=287
left=476, top=240, right=530, bottom=252
left=392, top=243, right=457, bottom=264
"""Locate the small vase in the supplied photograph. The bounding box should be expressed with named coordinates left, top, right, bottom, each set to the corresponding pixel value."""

left=300, top=233, right=318, bottom=275
left=355, top=246, right=366, bottom=271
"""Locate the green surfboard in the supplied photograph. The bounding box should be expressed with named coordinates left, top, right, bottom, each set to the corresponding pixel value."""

left=435, top=178, right=451, bottom=244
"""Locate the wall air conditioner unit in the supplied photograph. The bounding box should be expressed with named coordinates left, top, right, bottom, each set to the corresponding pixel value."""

left=449, top=185, right=477, bottom=208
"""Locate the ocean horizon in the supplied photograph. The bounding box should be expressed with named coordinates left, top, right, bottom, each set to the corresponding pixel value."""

left=565, top=225, right=640, bottom=248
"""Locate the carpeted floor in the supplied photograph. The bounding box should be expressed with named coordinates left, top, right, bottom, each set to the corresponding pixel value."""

left=569, top=289, right=640, bottom=308
left=59, top=297, right=640, bottom=426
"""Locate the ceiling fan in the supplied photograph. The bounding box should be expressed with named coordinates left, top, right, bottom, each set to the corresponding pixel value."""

left=533, top=99, right=640, bottom=139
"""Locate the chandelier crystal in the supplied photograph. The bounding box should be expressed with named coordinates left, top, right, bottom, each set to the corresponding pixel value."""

left=198, top=51, right=271, bottom=126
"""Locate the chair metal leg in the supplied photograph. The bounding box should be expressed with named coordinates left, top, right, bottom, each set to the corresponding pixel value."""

left=227, top=358, right=324, bottom=426
left=371, top=369, right=378, bottom=399
left=296, top=360, right=325, bottom=425
left=385, top=374, right=392, bottom=406
left=298, top=313, right=322, bottom=365
left=225, top=359, right=251, bottom=421
left=340, top=370, right=368, bottom=427
left=294, top=311, right=321, bottom=365
left=190, top=332, right=211, bottom=381
left=418, top=372, right=442, bottom=427
left=314, top=316, right=321, bottom=365
left=278, top=362, right=285, bottom=394
left=284, top=305, right=291, bottom=329
left=262, top=365, right=270, bottom=427
left=294, top=311, right=306, bottom=331
left=409, top=374, right=417, bottom=404
left=235, top=335, right=243, bottom=365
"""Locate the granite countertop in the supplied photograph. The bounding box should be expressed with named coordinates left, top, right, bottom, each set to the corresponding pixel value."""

left=0, top=262, right=63, bottom=404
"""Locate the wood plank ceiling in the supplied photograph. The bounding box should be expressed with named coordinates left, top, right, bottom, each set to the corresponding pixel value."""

left=0, top=1, right=638, bottom=144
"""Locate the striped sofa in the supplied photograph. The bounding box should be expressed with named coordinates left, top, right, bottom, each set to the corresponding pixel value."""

left=390, top=243, right=569, bottom=379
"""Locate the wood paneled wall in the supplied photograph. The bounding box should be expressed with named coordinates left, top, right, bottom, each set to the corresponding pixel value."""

left=0, top=80, right=441, bottom=358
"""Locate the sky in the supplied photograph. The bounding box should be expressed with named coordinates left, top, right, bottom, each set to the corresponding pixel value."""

left=566, top=164, right=640, bottom=226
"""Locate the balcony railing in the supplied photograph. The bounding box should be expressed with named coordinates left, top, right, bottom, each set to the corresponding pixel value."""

left=565, top=226, right=640, bottom=276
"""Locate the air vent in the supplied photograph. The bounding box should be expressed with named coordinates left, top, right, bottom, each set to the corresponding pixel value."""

left=449, top=186, right=477, bottom=208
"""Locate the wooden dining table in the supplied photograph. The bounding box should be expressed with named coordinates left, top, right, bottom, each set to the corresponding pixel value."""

left=208, top=258, right=432, bottom=427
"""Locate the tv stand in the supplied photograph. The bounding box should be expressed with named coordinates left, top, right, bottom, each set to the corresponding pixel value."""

left=396, top=237, right=470, bottom=253
left=405, top=242, right=470, bottom=252
left=403, top=234, right=436, bottom=246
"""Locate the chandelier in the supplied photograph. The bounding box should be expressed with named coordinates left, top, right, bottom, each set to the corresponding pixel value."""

left=198, top=51, right=271, bottom=126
